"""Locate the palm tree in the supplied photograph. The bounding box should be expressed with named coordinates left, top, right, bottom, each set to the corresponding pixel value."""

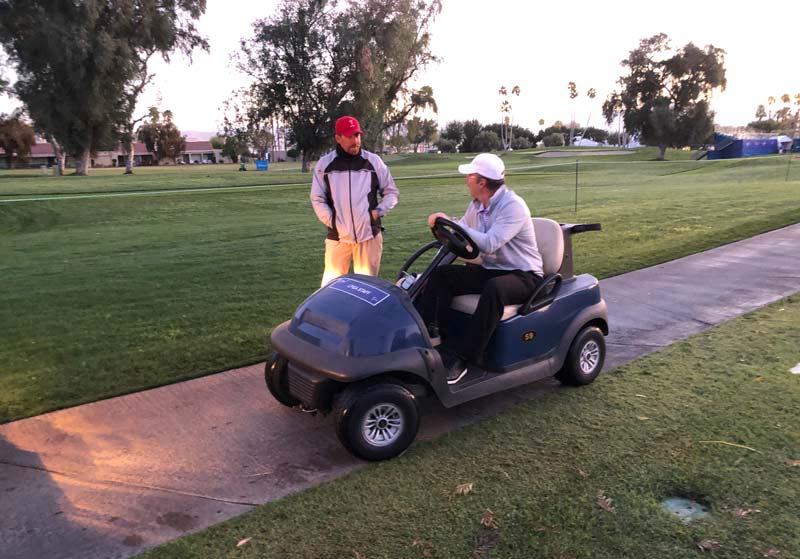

left=567, top=81, right=578, bottom=145
left=499, top=84, right=520, bottom=150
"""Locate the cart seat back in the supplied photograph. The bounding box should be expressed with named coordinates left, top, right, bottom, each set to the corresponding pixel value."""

left=450, top=218, right=564, bottom=320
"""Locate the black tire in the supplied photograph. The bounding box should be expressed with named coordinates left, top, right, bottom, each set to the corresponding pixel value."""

left=333, top=382, right=419, bottom=461
left=555, top=326, right=605, bottom=386
left=265, top=353, right=300, bottom=407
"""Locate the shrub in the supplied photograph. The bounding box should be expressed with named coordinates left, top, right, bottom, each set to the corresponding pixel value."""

left=472, top=131, right=501, bottom=152
left=435, top=138, right=458, bottom=153
left=543, top=133, right=565, bottom=147
left=510, top=137, right=532, bottom=150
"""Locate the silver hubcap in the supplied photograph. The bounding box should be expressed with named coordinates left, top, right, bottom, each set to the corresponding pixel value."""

left=579, top=340, right=600, bottom=374
left=362, top=403, right=404, bottom=447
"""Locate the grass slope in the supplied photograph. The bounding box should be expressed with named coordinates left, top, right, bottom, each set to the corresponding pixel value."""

left=1, top=150, right=798, bottom=421
left=139, top=295, right=800, bottom=559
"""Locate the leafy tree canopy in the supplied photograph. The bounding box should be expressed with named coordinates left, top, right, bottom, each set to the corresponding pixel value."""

left=602, top=33, right=726, bottom=160
left=406, top=116, right=437, bottom=152
left=0, top=0, right=206, bottom=175
left=472, top=130, right=501, bottom=152
left=440, top=121, right=465, bottom=146
left=460, top=119, right=483, bottom=153
left=0, top=108, right=34, bottom=168
left=137, top=108, right=186, bottom=163
left=236, top=0, right=440, bottom=171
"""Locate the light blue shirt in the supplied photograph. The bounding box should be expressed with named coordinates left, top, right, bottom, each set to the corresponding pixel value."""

left=457, top=185, right=543, bottom=275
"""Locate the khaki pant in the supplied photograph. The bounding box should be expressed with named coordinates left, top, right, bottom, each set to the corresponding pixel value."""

left=321, top=233, right=383, bottom=286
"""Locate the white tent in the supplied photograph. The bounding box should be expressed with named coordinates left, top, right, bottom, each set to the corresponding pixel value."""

left=770, top=135, right=793, bottom=153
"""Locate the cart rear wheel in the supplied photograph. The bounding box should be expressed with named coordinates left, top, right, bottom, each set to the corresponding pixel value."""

left=265, top=353, right=300, bottom=407
left=333, top=382, right=419, bottom=461
left=556, top=326, right=605, bottom=386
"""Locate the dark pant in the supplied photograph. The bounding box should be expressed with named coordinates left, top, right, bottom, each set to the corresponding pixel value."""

left=415, top=265, right=541, bottom=363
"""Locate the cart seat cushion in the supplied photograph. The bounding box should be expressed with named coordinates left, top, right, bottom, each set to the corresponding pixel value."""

left=450, top=218, right=563, bottom=319
left=533, top=218, right=564, bottom=275
left=450, top=294, right=520, bottom=321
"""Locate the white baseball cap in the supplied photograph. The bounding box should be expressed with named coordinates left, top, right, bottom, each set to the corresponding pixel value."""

left=458, top=153, right=505, bottom=180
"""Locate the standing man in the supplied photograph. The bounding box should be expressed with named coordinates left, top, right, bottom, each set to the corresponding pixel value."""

left=311, top=116, right=399, bottom=286
left=417, top=153, right=543, bottom=384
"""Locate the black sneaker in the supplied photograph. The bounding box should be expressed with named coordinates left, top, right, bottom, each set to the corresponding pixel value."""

left=446, top=357, right=468, bottom=384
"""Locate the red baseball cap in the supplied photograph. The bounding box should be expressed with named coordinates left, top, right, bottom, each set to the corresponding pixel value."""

left=335, top=116, right=362, bottom=136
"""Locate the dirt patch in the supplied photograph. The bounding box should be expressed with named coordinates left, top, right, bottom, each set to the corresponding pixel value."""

left=536, top=150, right=633, bottom=157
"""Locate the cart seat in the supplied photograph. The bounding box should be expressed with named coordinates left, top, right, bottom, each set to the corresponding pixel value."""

left=450, top=218, right=564, bottom=319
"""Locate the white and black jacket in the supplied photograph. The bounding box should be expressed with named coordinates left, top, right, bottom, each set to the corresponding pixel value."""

left=310, top=145, right=399, bottom=243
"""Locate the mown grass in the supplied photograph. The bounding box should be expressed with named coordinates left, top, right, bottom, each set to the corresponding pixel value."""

left=1, top=149, right=799, bottom=422
left=139, top=295, right=800, bottom=559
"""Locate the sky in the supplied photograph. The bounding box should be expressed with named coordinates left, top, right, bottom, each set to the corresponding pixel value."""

left=2, top=1, right=798, bottom=137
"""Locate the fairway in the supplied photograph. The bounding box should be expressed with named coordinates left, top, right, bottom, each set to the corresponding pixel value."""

left=1, top=149, right=799, bottom=421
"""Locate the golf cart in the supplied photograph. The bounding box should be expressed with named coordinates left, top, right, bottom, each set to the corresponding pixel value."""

left=267, top=217, right=608, bottom=461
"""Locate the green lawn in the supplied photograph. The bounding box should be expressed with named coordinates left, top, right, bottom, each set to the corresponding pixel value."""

left=1, top=149, right=799, bottom=421
left=139, top=295, right=800, bottom=559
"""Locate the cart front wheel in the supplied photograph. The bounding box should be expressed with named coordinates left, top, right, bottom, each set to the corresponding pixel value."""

left=333, top=382, right=419, bottom=461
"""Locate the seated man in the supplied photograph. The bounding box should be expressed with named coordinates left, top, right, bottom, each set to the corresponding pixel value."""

left=416, top=153, right=543, bottom=384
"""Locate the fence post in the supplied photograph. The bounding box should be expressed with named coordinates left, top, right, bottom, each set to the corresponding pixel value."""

left=574, top=160, right=579, bottom=213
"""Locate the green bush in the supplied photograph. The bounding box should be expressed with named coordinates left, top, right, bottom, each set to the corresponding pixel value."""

left=472, top=130, right=501, bottom=152
left=510, top=137, right=532, bottom=150
left=543, top=132, right=565, bottom=147
left=435, top=138, right=458, bottom=153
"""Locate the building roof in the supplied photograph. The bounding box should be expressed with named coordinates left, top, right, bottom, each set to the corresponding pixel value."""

left=184, top=141, right=214, bottom=152
left=4, top=141, right=215, bottom=158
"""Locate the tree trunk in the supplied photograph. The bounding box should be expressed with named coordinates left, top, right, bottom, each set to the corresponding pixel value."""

left=125, top=137, right=134, bottom=174
left=301, top=152, right=310, bottom=172
left=76, top=148, right=91, bottom=175
left=657, top=145, right=667, bottom=161
left=51, top=140, right=66, bottom=176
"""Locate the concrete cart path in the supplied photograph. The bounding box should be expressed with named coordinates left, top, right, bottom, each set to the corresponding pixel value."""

left=2, top=223, right=799, bottom=559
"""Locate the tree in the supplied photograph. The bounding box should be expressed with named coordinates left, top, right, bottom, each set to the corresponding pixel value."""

left=472, top=130, right=501, bottom=152
left=510, top=137, right=531, bottom=150
left=0, top=109, right=34, bottom=168
left=543, top=133, right=565, bottom=147
left=567, top=81, right=578, bottom=145
left=237, top=0, right=441, bottom=171
left=210, top=135, right=225, bottom=150
left=338, top=0, right=440, bottom=149
left=484, top=123, right=536, bottom=145
left=387, top=132, right=410, bottom=153
left=755, top=105, right=766, bottom=121
left=406, top=116, right=437, bottom=152
left=435, top=138, right=458, bottom=152
left=211, top=134, right=249, bottom=162
left=603, top=33, right=726, bottom=160
left=441, top=120, right=465, bottom=148
left=0, top=1, right=206, bottom=176
left=498, top=84, right=520, bottom=150
left=137, top=108, right=186, bottom=164
left=222, top=93, right=278, bottom=162
left=581, top=126, right=609, bottom=143
left=461, top=119, right=483, bottom=153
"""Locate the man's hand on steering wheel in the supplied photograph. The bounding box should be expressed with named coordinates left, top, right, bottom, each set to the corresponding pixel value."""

left=427, top=212, right=449, bottom=228
left=430, top=216, right=480, bottom=260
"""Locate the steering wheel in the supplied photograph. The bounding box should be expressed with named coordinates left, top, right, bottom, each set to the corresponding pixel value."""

left=431, top=217, right=480, bottom=260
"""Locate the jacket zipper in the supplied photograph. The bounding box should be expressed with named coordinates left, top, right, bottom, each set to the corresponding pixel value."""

left=348, top=162, right=358, bottom=243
